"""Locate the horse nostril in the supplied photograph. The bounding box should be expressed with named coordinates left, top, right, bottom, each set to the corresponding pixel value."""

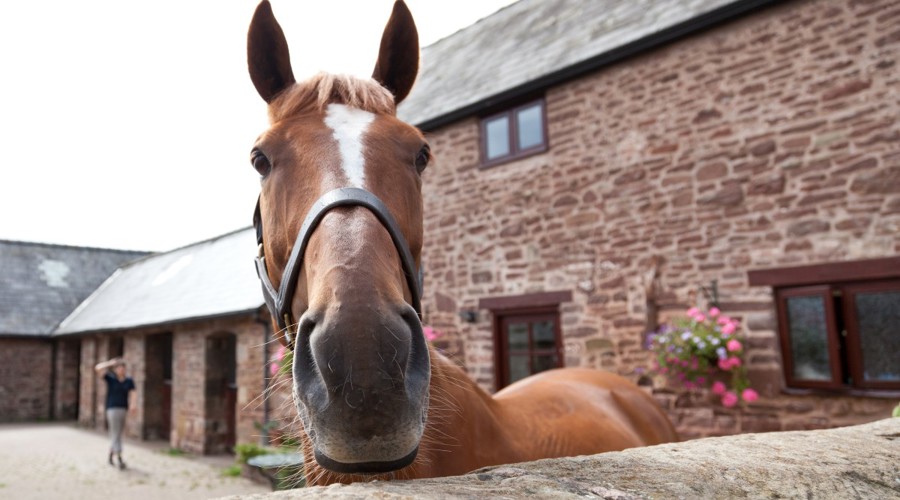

left=297, top=314, right=317, bottom=341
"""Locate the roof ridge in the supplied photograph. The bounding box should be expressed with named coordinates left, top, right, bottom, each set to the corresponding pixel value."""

left=422, top=0, right=523, bottom=50
left=53, top=267, right=124, bottom=335
left=116, top=226, right=255, bottom=269
left=0, top=238, right=151, bottom=255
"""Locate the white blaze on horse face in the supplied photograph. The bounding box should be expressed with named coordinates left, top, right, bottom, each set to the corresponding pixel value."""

left=324, top=104, right=375, bottom=188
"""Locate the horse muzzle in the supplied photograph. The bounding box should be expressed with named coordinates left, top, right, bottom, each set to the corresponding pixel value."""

left=292, top=303, right=430, bottom=473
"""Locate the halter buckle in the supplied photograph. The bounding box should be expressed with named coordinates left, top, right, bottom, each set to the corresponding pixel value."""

left=283, top=313, right=295, bottom=349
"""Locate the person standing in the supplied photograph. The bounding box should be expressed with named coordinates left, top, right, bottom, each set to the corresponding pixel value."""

left=94, top=357, right=136, bottom=469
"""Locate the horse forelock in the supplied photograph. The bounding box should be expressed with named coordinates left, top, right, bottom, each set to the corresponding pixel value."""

left=268, top=73, right=396, bottom=123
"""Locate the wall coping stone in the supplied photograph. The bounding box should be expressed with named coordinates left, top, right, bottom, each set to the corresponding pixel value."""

left=219, top=417, right=899, bottom=499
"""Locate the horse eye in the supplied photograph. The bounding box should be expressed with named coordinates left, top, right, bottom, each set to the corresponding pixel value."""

left=251, top=148, right=271, bottom=177
left=414, top=145, right=430, bottom=174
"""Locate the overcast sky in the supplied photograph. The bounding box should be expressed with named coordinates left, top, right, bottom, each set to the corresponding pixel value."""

left=0, top=0, right=516, bottom=252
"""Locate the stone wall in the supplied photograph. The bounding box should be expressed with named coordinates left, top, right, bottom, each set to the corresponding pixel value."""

left=0, top=338, right=53, bottom=422
left=420, top=0, right=900, bottom=438
left=224, top=418, right=900, bottom=499
left=75, top=313, right=269, bottom=454
left=53, top=338, right=81, bottom=420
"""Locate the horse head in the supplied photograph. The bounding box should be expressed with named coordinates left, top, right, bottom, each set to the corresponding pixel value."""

left=247, top=0, right=431, bottom=475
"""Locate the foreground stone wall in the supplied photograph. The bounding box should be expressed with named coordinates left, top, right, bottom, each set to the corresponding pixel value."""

left=420, top=0, right=900, bottom=437
left=223, top=417, right=900, bottom=499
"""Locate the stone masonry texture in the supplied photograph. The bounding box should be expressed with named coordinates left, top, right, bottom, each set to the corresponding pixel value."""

left=76, top=314, right=268, bottom=454
left=0, top=339, right=53, bottom=422
left=419, top=0, right=900, bottom=438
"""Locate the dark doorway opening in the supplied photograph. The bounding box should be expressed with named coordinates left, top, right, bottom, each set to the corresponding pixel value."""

left=206, top=333, right=237, bottom=453
left=145, top=333, right=173, bottom=441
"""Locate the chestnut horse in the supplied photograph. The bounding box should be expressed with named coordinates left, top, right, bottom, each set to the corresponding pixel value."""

left=247, top=0, right=677, bottom=485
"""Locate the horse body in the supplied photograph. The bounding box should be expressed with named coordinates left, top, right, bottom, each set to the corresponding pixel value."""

left=304, top=350, right=676, bottom=484
left=247, top=0, right=677, bottom=485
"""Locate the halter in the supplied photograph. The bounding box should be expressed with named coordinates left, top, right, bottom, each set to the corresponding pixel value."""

left=253, top=187, right=422, bottom=349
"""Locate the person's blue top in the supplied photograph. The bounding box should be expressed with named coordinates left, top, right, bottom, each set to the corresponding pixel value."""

left=104, top=372, right=135, bottom=409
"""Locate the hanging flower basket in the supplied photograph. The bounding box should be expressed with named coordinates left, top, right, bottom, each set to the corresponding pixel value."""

left=646, top=307, right=758, bottom=407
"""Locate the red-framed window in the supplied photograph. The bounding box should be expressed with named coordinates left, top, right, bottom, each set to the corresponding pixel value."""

left=480, top=291, right=570, bottom=391
left=480, top=98, right=548, bottom=167
left=749, top=257, right=900, bottom=394
left=497, top=313, right=562, bottom=388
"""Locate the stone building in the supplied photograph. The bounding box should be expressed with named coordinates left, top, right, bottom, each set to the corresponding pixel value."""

left=54, top=229, right=271, bottom=454
left=397, top=0, right=900, bottom=437
left=0, top=240, right=147, bottom=422
left=1, top=230, right=280, bottom=454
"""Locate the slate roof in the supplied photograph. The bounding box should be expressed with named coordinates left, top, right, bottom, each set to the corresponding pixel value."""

left=399, top=0, right=759, bottom=129
left=0, top=241, right=148, bottom=337
left=55, top=228, right=263, bottom=335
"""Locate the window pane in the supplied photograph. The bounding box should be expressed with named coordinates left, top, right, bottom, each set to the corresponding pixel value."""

left=508, top=354, right=529, bottom=384
left=532, top=354, right=558, bottom=375
left=785, top=295, right=832, bottom=381
left=507, top=322, right=528, bottom=351
left=854, top=291, right=900, bottom=382
left=485, top=116, right=510, bottom=160
left=516, top=104, right=544, bottom=150
left=533, top=320, right=556, bottom=350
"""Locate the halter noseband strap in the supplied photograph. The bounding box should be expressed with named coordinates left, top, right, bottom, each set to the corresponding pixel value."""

left=253, top=187, right=423, bottom=348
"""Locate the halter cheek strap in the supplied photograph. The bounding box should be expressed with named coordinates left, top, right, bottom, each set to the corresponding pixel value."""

left=253, top=187, right=423, bottom=348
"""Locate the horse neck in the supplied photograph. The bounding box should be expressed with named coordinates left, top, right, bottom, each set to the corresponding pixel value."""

left=414, top=347, right=506, bottom=477
left=301, top=348, right=506, bottom=484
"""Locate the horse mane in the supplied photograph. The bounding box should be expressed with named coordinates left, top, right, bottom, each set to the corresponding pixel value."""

left=268, top=73, right=396, bottom=123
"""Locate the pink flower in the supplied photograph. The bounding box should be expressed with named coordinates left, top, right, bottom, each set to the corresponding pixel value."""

left=742, top=388, right=759, bottom=402
left=708, top=307, right=720, bottom=318
left=695, top=314, right=706, bottom=322
left=721, top=322, right=737, bottom=336
left=717, top=315, right=732, bottom=326
left=684, top=381, right=696, bottom=389
left=721, top=391, right=739, bottom=407
left=696, top=376, right=706, bottom=385
left=687, top=307, right=700, bottom=317
left=717, top=357, right=742, bottom=370
left=269, top=345, right=288, bottom=376
left=727, top=339, right=742, bottom=352
left=423, top=326, right=442, bottom=341
left=711, top=381, right=727, bottom=395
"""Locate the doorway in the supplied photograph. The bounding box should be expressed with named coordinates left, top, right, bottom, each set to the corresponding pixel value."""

left=205, top=333, right=237, bottom=453
left=144, top=333, right=173, bottom=440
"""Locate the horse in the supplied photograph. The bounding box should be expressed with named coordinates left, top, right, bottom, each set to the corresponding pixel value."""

left=246, top=0, right=677, bottom=485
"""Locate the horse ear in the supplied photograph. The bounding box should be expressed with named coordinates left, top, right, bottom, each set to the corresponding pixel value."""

left=372, top=0, right=419, bottom=105
left=248, top=0, right=296, bottom=103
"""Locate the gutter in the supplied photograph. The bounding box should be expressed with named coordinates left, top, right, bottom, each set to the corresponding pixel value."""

left=52, top=307, right=264, bottom=337
left=414, top=0, right=784, bottom=132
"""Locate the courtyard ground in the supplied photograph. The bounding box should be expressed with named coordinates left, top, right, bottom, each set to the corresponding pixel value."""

left=0, top=422, right=270, bottom=499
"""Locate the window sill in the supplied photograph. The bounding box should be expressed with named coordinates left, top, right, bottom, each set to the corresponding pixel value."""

left=479, top=145, right=548, bottom=170
left=781, top=386, right=900, bottom=399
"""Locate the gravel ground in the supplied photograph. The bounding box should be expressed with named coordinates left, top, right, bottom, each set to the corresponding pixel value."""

left=0, top=422, right=270, bottom=500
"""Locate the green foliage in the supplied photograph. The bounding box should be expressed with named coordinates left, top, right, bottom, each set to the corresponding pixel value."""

left=278, top=349, right=293, bottom=376
left=221, top=465, right=242, bottom=477
left=162, top=447, right=186, bottom=457
left=253, top=420, right=278, bottom=433
left=234, top=443, right=274, bottom=464
left=647, top=306, right=757, bottom=407
left=893, top=402, right=900, bottom=418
